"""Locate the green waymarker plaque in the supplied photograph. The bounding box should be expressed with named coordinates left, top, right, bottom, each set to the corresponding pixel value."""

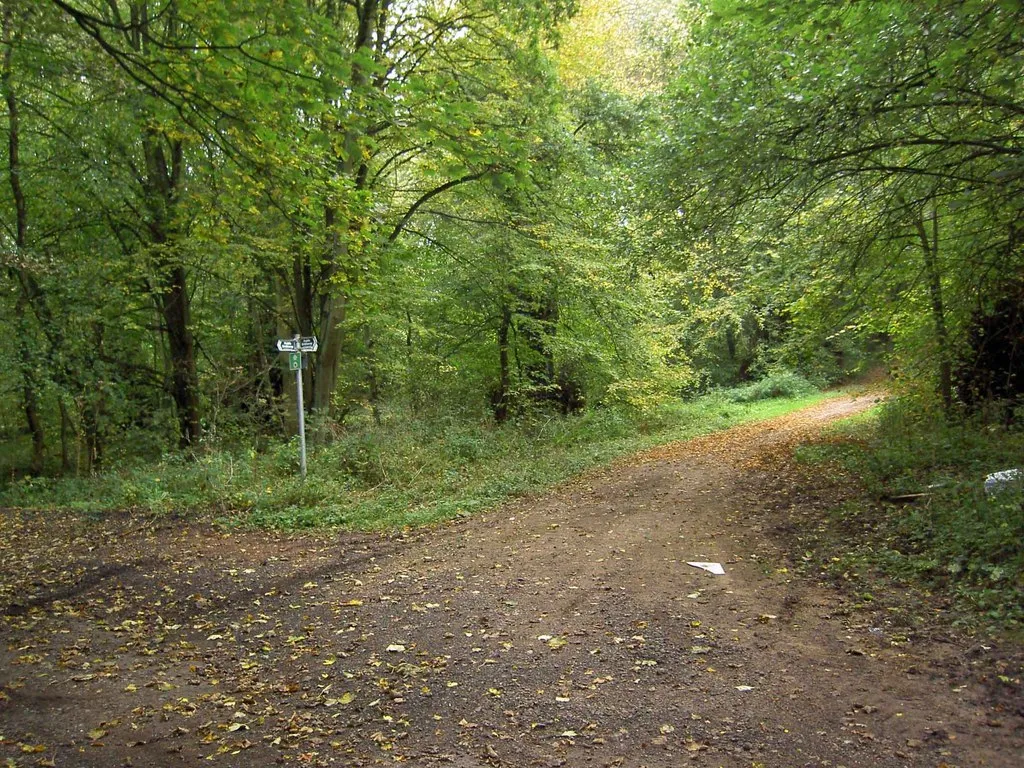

left=289, top=352, right=301, bottom=371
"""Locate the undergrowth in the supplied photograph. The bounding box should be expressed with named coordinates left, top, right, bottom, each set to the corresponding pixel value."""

left=725, top=370, right=817, bottom=403
left=797, top=399, right=1024, bottom=630
left=0, top=388, right=830, bottom=531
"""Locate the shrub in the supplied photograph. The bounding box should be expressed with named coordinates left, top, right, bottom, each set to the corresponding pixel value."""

left=725, top=369, right=817, bottom=403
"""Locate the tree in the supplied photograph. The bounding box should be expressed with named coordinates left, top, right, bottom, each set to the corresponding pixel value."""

left=646, top=0, right=1024, bottom=400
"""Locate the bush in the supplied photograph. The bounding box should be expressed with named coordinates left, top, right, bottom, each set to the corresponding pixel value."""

left=725, top=370, right=817, bottom=403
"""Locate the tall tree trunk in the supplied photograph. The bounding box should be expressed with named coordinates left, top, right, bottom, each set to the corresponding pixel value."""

left=494, top=304, right=512, bottom=423
left=289, top=250, right=314, bottom=409
left=405, top=308, right=419, bottom=414
left=14, top=294, right=45, bottom=474
left=915, top=204, right=952, bottom=411
left=141, top=126, right=200, bottom=447
left=58, top=398, right=72, bottom=473
left=81, top=395, right=102, bottom=473
left=363, top=325, right=382, bottom=425
left=157, top=263, right=200, bottom=447
left=3, top=11, right=44, bottom=473
left=309, top=0, right=381, bottom=417
left=122, top=3, right=200, bottom=448
left=312, top=204, right=348, bottom=413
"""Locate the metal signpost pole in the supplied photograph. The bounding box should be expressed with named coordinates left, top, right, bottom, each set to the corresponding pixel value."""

left=277, top=334, right=317, bottom=480
left=294, top=334, right=307, bottom=480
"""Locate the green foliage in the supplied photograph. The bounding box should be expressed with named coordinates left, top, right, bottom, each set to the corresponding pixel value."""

left=799, top=401, right=1024, bottom=627
left=0, top=388, right=826, bottom=530
left=724, top=370, right=817, bottom=404
left=641, top=0, right=1024, bottom=404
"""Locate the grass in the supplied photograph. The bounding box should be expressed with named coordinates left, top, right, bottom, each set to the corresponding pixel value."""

left=0, top=387, right=833, bottom=531
left=796, top=399, right=1024, bottom=630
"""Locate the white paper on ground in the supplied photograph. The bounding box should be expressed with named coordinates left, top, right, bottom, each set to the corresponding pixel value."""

left=687, top=561, right=725, bottom=575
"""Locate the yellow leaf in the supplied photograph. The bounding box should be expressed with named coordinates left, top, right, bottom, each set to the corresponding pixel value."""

left=323, top=691, right=355, bottom=707
left=87, top=729, right=107, bottom=740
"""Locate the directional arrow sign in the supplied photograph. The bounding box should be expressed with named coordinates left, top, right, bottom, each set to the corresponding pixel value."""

left=276, top=338, right=299, bottom=352
left=299, top=336, right=319, bottom=353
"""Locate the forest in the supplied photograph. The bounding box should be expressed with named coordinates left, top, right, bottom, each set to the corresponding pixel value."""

left=1, top=0, right=1022, bottom=600
left=4, top=5, right=1024, bottom=764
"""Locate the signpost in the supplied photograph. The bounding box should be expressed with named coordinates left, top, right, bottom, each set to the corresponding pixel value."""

left=277, top=335, right=318, bottom=479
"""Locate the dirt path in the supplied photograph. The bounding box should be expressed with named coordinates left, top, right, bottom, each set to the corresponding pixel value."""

left=2, top=394, right=1022, bottom=767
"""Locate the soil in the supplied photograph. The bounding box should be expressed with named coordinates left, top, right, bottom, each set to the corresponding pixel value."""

left=2, top=394, right=1022, bottom=768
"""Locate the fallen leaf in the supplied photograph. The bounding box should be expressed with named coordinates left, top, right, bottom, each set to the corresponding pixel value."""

left=324, top=692, right=355, bottom=707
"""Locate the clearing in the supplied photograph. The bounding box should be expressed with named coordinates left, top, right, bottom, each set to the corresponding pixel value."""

left=2, top=395, right=1022, bottom=767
